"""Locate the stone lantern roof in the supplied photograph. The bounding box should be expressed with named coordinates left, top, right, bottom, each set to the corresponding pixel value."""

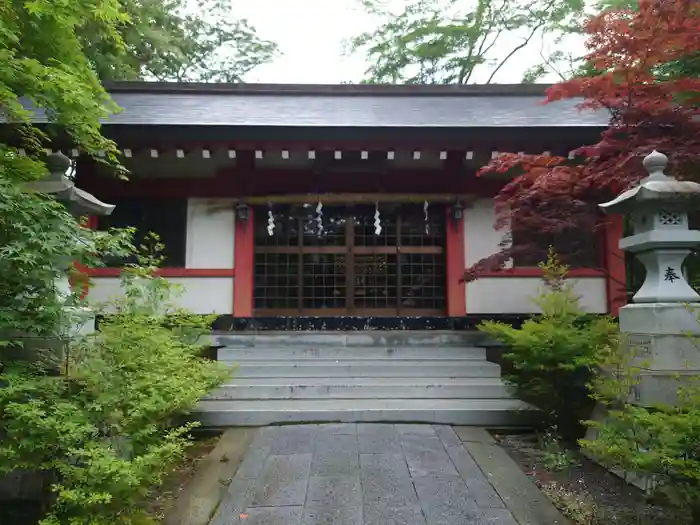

left=24, top=152, right=115, bottom=216
left=600, top=150, right=700, bottom=214
left=598, top=150, right=700, bottom=304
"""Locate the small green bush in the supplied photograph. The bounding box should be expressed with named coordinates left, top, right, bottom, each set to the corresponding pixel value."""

left=581, top=343, right=700, bottom=524
left=479, top=249, right=619, bottom=440
left=0, top=239, right=229, bottom=524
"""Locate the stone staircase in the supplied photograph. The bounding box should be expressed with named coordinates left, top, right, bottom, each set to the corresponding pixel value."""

left=194, top=331, right=531, bottom=427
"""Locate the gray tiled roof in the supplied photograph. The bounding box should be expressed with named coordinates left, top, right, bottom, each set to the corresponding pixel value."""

left=20, top=83, right=612, bottom=128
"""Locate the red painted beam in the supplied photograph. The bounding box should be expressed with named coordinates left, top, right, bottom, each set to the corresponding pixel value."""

left=479, top=268, right=605, bottom=278
left=85, top=268, right=235, bottom=278
left=79, top=169, right=506, bottom=199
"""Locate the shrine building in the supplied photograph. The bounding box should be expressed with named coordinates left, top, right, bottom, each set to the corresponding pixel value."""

left=46, top=83, right=620, bottom=328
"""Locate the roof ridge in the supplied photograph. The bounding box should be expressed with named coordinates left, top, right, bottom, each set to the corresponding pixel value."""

left=104, top=82, right=553, bottom=97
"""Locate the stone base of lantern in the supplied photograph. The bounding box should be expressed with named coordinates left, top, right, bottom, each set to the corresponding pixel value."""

left=67, top=306, right=97, bottom=337
left=619, top=302, right=700, bottom=406
left=582, top=404, right=658, bottom=493
left=582, top=302, right=700, bottom=494
left=0, top=306, right=97, bottom=371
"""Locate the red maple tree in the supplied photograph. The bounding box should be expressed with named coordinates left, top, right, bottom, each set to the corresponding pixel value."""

left=466, top=0, right=700, bottom=282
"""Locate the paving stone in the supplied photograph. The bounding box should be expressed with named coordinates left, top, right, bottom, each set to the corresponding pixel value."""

left=212, top=424, right=524, bottom=525
left=315, top=433, right=359, bottom=454
left=401, top=435, right=458, bottom=478
left=310, top=450, right=359, bottom=477
left=251, top=454, right=312, bottom=507
left=468, top=478, right=506, bottom=509
left=433, top=426, right=462, bottom=448
left=236, top=445, right=271, bottom=479
left=359, top=432, right=402, bottom=454
left=444, top=444, right=482, bottom=481
left=303, top=474, right=363, bottom=525
left=360, top=454, right=426, bottom=524
left=317, top=423, right=357, bottom=434
left=444, top=444, right=505, bottom=508
left=412, top=473, right=482, bottom=525
left=359, top=453, right=416, bottom=503
left=464, top=440, right=571, bottom=525
left=210, top=477, right=258, bottom=525
left=453, top=427, right=496, bottom=445
left=395, top=424, right=436, bottom=436
left=252, top=426, right=283, bottom=446
left=239, top=506, right=304, bottom=525
left=268, top=426, right=317, bottom=455
left=357, top=423, right=399, bottom=436
left=363, top=502, right=427, bottom=525
left=477, top=508, right=519, bottom=525
left=312, top=434, right=360, bottom=476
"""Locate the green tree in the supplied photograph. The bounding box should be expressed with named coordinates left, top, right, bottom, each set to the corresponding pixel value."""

left=85, top=0, right=279, bottom=83
left=478, top=249, right=619, bottom=441
left=349, top=0, right=589, bottom=84
left=1, top=0, right=126, bottom=174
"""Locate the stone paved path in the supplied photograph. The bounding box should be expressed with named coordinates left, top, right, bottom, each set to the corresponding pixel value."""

left=210, top=423, right=519, bottom=525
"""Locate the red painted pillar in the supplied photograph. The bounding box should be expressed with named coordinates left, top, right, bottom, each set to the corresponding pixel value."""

left=233, top=210, right=254, bottom=316
left=604, top=216, right=627, bottom=316
left=445, top=207, right=467, bottom=316
left=73, top=215, right=98, bottom=298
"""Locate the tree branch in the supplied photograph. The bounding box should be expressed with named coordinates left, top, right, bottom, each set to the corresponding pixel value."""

left=486, top=22, right=546, bottom=84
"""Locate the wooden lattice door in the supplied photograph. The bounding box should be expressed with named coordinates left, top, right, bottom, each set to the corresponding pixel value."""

left=253, top=204, right=446, bottom=316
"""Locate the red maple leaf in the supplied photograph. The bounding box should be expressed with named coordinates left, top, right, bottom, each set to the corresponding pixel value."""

left=468, top=0, right=700, bottom=288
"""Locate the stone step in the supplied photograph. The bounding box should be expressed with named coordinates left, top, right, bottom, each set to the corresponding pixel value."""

left=194, top=398, right=533, bottom=427
left=217, top=345, right=486, bottom=361
left=204, top=377, right=511, bottom=400
left=210, top=330, right=483, bottom=348
left=228, top=360, right=501, bottom=378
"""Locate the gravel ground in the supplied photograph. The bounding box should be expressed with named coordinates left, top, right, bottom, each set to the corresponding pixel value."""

left=495, top=433, right=691, bottom=525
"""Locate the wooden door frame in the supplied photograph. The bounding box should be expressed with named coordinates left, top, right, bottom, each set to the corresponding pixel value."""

left=252, top=205, right=447, bottom=316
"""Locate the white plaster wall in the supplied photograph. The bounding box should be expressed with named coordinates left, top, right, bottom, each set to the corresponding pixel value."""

left=186, top=198, right=236, bottom=269
left=88, top=277, right=234, bottom=314
left=464, top=198, right=511, bottom=268
left=466, top=277, right=608, bottom=314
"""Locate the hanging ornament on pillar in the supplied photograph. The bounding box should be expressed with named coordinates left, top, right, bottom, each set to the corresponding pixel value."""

left=266, top=203, right=275, bottom=236
left=423, top=200, right=430, bottom=234
left=374, top=202, right=382, bottom=235
left=316, top=201, right=324, bottom=237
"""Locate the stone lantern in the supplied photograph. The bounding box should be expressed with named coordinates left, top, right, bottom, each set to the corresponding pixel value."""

left=24, top=152, right=115, bottom=336
left=0, top=152, right=115, bottom=504
left=599, top=150, right=700, bottom=405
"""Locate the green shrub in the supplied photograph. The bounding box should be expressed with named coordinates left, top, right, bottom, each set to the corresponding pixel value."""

left=581, top=344, right=700, bottom=524
left=0, top=238, right=229, bottom=524
left=478, top=249, right=619, bottom=440
left=0, top=172, right=132, bottom=349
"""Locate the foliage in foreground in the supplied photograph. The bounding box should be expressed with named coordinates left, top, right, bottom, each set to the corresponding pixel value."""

left=581, top=343, right=700, bottom=524
left=479, top=249, right=618, bottom=440
left=0, top=173, right=133, bottom=348
left=1, top=0, right=125, bottom=178
left=0, top=243, right=228, bottom=524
